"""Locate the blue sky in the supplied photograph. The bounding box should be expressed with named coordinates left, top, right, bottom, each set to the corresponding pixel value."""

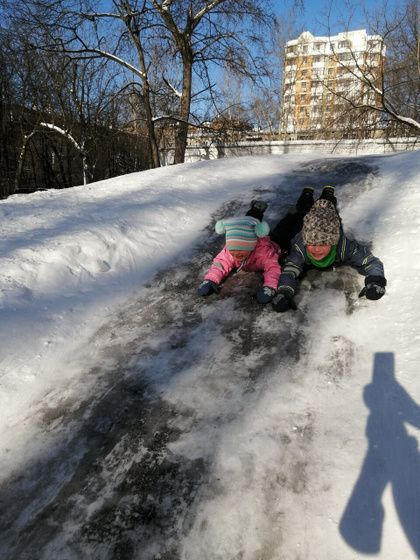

left=271, top=0, right=379, bottom=36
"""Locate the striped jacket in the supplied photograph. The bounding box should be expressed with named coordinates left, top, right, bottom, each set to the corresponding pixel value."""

left=204, top=237, right=281, bottom=290
left=278, top=232, right=385, bottom=295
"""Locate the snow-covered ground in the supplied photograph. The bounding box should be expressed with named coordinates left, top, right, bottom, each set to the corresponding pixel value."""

left=1, top=151, right=420, bottom=559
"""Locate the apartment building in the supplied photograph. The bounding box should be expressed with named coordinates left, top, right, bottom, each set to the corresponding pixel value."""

left=281, top=29, right=385, bottom=139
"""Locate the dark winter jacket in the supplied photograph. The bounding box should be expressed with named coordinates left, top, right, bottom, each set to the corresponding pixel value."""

left=277, top=231, right=385, bottom=295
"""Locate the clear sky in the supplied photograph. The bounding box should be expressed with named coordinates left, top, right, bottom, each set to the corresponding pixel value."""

left=271, top=0, right=381, bottom=37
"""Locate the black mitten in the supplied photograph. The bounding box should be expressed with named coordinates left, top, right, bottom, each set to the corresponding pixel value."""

left=197, top=280, right=219, bottom=297
left=255, top=286, right=276, bottom=304
left=358, top=275, right=386, bottom=300
left=272, top=290, right=297, bottom=313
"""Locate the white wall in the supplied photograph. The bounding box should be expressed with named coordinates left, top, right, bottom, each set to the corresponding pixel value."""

left=160, top=137, right=420, bottom=165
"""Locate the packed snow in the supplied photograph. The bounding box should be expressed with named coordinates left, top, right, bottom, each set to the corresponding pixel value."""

left=1, top=151, right=420, bottom=559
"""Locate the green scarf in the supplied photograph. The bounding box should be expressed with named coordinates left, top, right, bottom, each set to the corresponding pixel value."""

left=306, top=245, right=337, bottom=268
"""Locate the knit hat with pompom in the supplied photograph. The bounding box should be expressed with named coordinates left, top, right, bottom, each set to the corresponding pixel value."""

left=302, top=199, right=340, bottom=246
left=215, top=216, right=270, bottom=252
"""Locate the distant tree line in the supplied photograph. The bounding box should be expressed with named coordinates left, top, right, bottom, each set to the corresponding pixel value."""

left=0, top=0, right=280, bottom=198
left=0, top=15, right=151, bottom=197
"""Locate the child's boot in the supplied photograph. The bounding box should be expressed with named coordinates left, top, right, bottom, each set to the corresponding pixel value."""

left=319, top=186, right=337, bottom=208
left=246, top=200, right=268, bottom=221
left=295, top=187, right=314, bottom=214
left=251, top=200, right=268, bottom=213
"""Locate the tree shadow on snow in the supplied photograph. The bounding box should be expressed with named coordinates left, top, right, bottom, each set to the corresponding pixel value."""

left=340, top=352, right=420, bottom=557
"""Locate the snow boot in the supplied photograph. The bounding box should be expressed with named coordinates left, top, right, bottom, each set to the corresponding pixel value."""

left=295, top=187, right=314, bottom=214
left=250, top=199, right=268, bottom=213
left=246, top=200, right=268, bottom=221
left=319, top=185, right=337, bottom=208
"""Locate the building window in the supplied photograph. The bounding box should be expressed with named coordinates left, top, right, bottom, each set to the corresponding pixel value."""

left=339, top=41, right=348, bottom=49
left=315, top=42, right=324, bottom=52
left=301, top=82, right=307, bottom=91
left=328, top=67, right=334, bottom=76
left=300, top=106, right=306, bottom=113
left=301, top=69, right=307, bottom=77
left=302, top=44, right=308, bottom=54
left=301, top=94, right=306, bottom=102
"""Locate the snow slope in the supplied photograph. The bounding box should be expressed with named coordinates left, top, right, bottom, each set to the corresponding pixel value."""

left=0, top=152, right=419, bottom=559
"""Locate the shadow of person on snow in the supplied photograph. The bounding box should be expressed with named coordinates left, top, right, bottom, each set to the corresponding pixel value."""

left=340, top=352, right=420, bottom=557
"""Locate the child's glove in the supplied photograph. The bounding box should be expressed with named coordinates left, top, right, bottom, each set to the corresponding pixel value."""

left=272, top=290, right=297, bottom=313
left=255, top=286, right=276, bottom=304
left=197, top=280, right=219, bottom=297
left=358, top=275, right=386, bottom=300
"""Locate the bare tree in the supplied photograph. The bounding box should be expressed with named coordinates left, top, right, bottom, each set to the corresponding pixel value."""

left=321, top=0, right=420, bottom=137
left=0, top=5, right=146, bottom=194
left=0, top=24, right=16, bottom=197
left=9, top=0, right=276, bottom=167
left=265, top=2, right=305, bottom=138
left=16, top=48, right=124, bottom=188
left=150, top=0, right=275, bottom=162
left=375, top=0, right=420, bottom=135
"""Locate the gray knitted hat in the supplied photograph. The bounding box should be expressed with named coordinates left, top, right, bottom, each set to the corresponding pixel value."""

left=302, top=199, right=340, bottom=246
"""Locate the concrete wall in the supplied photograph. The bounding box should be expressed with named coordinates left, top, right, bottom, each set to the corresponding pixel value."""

left=160, top=137, right=420, bottom=165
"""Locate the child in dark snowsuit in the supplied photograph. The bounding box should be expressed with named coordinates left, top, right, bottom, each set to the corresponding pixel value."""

left=268, top=186, right=387, bottom=312
left=246, top=186, right=335, bottom=257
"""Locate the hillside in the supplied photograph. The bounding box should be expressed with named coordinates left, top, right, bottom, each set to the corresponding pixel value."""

left=0, top=152, right=419, bottom=559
